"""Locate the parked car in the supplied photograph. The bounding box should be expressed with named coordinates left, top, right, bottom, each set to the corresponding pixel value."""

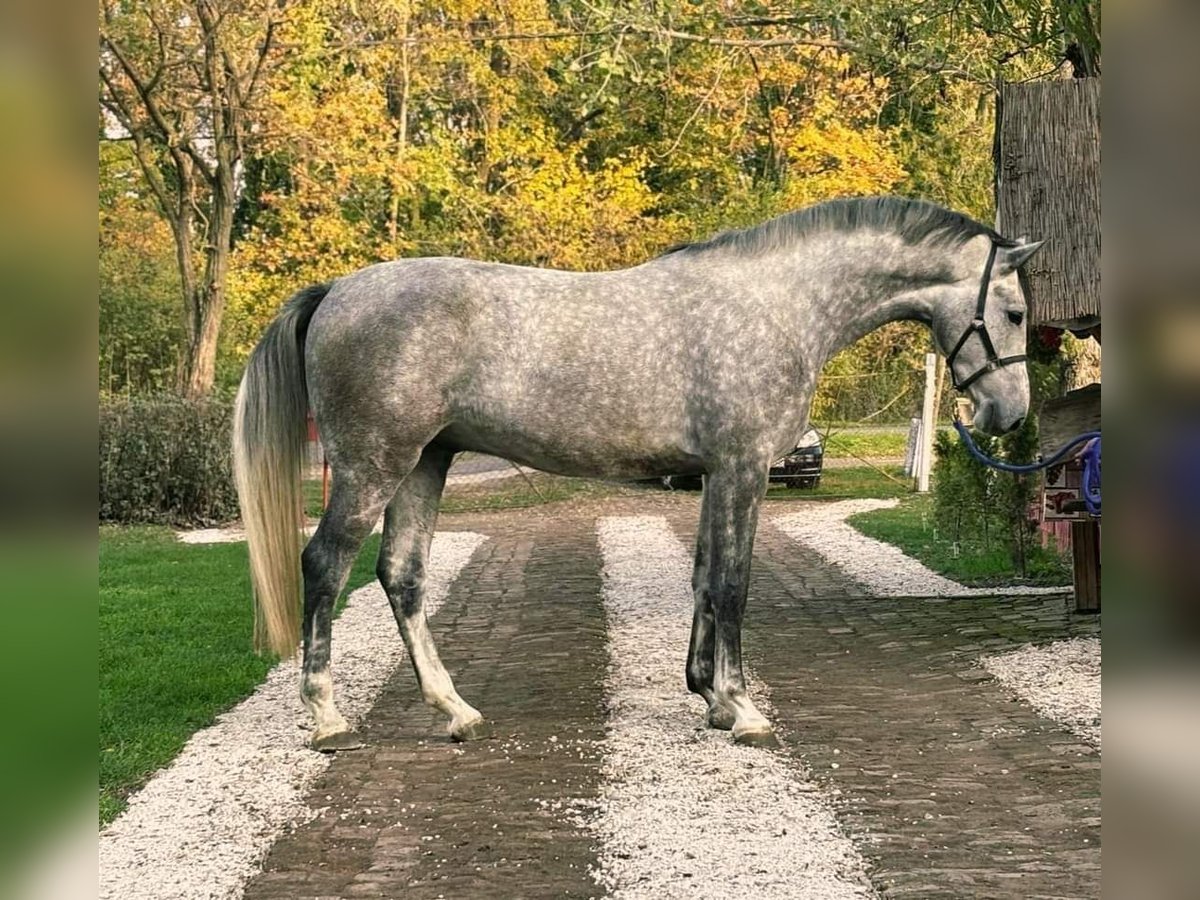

left=655, top=427, right=824, bottom=491
left=769, top=427, right=824, bottom=489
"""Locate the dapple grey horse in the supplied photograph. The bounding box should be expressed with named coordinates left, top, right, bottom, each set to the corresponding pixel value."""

left=233, top=196, right=1041, bottom=750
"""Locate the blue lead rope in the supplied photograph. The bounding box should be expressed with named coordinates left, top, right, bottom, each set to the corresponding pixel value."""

left=1080, top=437, right=1101, bottom=516
left=951, top=419, right=1101, bottom=516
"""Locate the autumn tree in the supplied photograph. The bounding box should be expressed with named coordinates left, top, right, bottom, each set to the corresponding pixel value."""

left=225, top=0, right=664, bottom=358
left=99, top=0, right=288, bottom=398
left=100, top=0, right=1097, bottom=412
left=566, top=1, right=1096, bottom=420
left=100, top=140, right=183, bottom=395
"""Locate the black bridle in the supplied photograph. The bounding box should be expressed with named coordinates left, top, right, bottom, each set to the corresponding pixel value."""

left=945, top=241, right=1027, bottom=391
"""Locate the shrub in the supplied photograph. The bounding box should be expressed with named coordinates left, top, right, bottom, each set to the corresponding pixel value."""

left=932, top=427, right=1003, bottom=553
left=996, top=414, right=1042, bottom=576
left=931, top=415, right=1069, bottom=582
left=99, top=396, right=239, bottom=526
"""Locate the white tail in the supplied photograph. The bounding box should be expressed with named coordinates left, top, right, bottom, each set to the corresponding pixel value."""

left=231, top=284, right=329, bottom=656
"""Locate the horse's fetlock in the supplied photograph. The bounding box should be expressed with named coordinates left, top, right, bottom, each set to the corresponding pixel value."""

left=300, top=676, right=327, bottom=702
left=686, top=664, right=711, bottom=695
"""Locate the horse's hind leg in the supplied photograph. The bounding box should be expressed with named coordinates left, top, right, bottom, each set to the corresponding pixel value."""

left=301, top=472, right=398, bottom=752
left=377, top=445, right=487, bottom=742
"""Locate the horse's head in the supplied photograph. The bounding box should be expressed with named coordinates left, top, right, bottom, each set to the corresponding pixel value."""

left=930, top=235, right=1044, bottom=436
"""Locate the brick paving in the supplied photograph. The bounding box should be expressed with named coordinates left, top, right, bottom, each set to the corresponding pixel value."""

left=243, top=492, right=1100, bottom=899
left=244, top=510, right=613, bottom=900
left=745, top=511, right=1100, bottom=900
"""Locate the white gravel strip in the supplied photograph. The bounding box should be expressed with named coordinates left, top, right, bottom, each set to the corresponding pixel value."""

left=99, top=531, right=486, bottom=900
left=176, top=518, right=387, bottom=544
left=773, top=499, right=1066, bottom=597
left=593, top=516, right=874, bottom=900
left=176, top=525, right=255, bottom=544
left=982, top=638, right=1101, bottom=748
left=178, top=523, right=379, bottom=544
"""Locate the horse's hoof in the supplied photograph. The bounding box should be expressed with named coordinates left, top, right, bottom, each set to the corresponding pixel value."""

left=733, top=727, right=780, bottom=748
left=450, top=717, right=491, bottom=742
left=311, top=729, right=364, bottom=753
left=706, top=705, right=735, bottom=731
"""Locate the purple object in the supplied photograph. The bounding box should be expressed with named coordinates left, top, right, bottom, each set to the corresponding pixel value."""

left=1080, top=437, right=1101, bottom=516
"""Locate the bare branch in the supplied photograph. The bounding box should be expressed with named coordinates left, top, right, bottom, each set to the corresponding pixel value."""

left=654, top=50, right=738, bottom=161
left=100, top=69, right=176, bottom=225
left=100, top=33, right=179, bottom=148
left=623, top=23, right=849, bottom=51
left=245, top=5, right=284, bottom=103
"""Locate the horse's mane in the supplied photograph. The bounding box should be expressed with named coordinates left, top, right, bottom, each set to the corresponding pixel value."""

left=661, top=196, right=1015, bottom=258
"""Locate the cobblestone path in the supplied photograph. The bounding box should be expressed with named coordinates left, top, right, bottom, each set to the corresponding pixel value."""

left=703, top=514, right=1098, bottom=899
left=243, top=494, right=1100, bottom=899
left=244, top=510, right=611, bottom=900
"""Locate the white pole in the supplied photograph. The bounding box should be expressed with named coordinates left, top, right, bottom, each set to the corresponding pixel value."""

left=917, top=352, right=937, bottom=493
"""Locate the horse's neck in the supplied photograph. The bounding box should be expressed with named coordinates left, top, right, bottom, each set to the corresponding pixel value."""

left=768, top=234, right=952, bottom=360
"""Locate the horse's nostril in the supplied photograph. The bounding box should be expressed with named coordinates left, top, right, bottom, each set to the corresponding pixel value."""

left=1009, top=416, right=1025, bottom=433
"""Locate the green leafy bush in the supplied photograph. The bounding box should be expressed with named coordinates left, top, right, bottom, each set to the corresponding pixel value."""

left=932, top=426, right=1002, bottom=553
left=99, top=396, right=239, bottom=526
left=931, top=415, right=1066, bottom=581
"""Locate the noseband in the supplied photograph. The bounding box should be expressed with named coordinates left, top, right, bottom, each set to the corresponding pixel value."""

left=945, top=241, right=1027, bottom=391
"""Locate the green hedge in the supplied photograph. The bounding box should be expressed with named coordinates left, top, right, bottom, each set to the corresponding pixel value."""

left=99, top=396, right=239, bottom=526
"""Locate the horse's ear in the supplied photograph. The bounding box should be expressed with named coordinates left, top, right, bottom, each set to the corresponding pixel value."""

left=999, top=240, right=1044, bottom=273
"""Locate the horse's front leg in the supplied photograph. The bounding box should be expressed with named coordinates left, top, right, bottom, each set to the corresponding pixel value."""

left=692, top=461, right=776, bottom=745
left=686, top=484, right=729, bottom=729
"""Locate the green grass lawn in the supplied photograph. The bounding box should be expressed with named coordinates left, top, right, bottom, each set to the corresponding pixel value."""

left=99, top=526, right=380, bottom=826
left=442, top=473, right=636, bottom=512
left=819, top=426, right=958, bottom=460
left=303, top=477, right=327, bottom=518
left=847, top=494, right=1072, bottom=587
left=822, top=429, right=908, bottom=459
left=767, top=465, right=912, bottom=501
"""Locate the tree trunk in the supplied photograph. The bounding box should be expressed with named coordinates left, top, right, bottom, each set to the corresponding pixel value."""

left=180, top=284, right=224, bottom=399
left=178, top=146, right=236, bottom=399
left=102, top=1, right=282, bottom=400
left=388, top=9, right=412, bottom=247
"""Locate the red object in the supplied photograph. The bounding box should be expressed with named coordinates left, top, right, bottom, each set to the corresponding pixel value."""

left=1036, top=326, right=1062, bottom=353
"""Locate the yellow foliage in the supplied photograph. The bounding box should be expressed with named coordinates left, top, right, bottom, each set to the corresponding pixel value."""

left=211, top=5, right=912, bottom=374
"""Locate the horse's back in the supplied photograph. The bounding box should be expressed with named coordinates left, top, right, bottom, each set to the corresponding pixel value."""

left=302, top=256, right=708, bottom=476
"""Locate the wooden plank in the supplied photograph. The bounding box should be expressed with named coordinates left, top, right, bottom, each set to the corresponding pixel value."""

left=995, top=79, right=1101, bottom=327
left=1039, top=382, right=1101, bottom=458
left=916, top=352, right=937, bottom=492
left=1071, top=520, right=1101, bottom=613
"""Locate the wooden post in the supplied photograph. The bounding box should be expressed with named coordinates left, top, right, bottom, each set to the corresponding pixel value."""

left=1071, top=520, right=1101, bottom=612
left=916, top=352, right=937, bottom=493
left=932, top=355, right=946, bottom=422
left=321, top=457, right=331, bottom=513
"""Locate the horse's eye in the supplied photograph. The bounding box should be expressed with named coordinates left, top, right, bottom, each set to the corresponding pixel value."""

left=1007, top=311, right=1025, bottom=326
